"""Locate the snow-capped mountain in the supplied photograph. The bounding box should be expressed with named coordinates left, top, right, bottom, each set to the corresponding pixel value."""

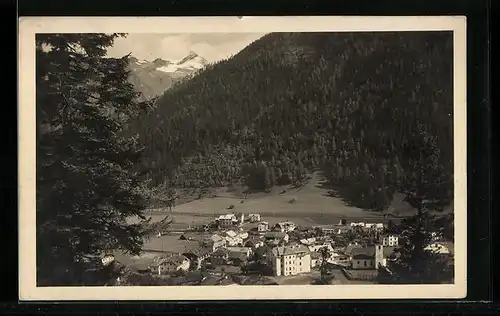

left=127, top=52, right=208, bottom=100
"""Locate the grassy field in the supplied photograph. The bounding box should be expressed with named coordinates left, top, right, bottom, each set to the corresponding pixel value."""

left=150, top=172, right=451, bottom=220
left=144, top=173, right=391, bottom=224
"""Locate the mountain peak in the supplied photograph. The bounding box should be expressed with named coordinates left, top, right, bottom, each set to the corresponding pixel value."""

left=177, top=51, right=206, bottom=66
left=152, top=58, right=170, bottom=67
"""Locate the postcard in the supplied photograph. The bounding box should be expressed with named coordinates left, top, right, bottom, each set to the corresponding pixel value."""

left=18, top=16, right=467, bottom=300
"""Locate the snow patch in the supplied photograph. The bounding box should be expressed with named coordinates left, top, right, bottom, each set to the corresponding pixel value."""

left=157, top=65, right=181, bottom=73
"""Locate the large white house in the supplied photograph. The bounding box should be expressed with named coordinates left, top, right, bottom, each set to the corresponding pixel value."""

left=257, top=221, right=269, bottom=232
left=269, top=244, right=311, bottom=276
left=224, top=230, right=248, bottom=246
left=248, top=213, right=261, bottom=222
left=275, top=221, right=297, bottom=233
left=203, top=234, right=226, bottom=252
left=381, top=234, right=399, bottom=247
left=365, top=223, right=385, bottom=230
left=216, top=214, right=238, bottom=229
left=156, top=255, right=190, bottom=275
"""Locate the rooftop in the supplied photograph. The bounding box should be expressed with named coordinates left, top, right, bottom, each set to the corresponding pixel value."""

left=183, top=245, right=212, bottom=257
left=158, top=255, right=188, bottom=267
left=264, top=231, right=287, bottom=238
left=217, top=214, right=236, bottom=220
left=350, top=246, right=397, bottom=258
left=213, top=247, right=229, bottom=256
left=272, top=244, right=310, bottom=257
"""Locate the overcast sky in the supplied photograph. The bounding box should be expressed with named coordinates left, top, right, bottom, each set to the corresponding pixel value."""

left=106, top=33, right=266, bottom=63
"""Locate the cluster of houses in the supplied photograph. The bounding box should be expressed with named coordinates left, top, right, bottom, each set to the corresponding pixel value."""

left=119, top=212, right=453, bottom=284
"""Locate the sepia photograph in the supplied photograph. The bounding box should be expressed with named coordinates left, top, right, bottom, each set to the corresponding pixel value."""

left=18, top=16, right=467, bottom=300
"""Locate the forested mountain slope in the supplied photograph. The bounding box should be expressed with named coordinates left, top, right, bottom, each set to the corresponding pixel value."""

left=130, top=32, right=454, bottom=212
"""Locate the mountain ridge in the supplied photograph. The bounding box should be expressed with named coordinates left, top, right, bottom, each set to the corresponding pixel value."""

left=127, top=52, right=208, bottom=100
left=131, top=32, right=454, bottom=213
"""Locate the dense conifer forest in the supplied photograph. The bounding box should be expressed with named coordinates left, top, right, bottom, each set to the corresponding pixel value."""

left=129, top=32, right=454, bottom=212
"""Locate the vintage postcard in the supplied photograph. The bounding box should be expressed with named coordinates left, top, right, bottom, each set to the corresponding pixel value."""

left=18, top=16, right=467, bottom=300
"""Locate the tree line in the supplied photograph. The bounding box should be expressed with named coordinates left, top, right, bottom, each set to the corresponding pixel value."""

left=130, top=32, right=453, bottom=213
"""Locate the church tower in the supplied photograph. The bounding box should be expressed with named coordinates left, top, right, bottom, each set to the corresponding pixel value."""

left=375, top=244, right=384, bottom=269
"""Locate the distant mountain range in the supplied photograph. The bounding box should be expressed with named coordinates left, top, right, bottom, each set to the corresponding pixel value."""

left=127, top=52, right=208, bottom=100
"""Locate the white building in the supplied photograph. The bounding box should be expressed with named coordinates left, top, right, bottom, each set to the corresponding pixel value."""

left=216, top=214, right=238, bottom=229
left=226, top=246, right=253, bottom=258
left=156, top=255, right=190, bottom=275
left=365, top=223, right=385, bottom=230
left=381, top=235, right=399, bottom=247
left=307, top=243, right=334, bottom=253
left=248, top=213, right=261, bottom=222
left=204, top=234, right=226, bottom=252
left=275, top=221, right=297, bottom=233
left=425, top=242, right=450, bottom=254
left=350, top=245, right=396, bottom=269
left=225, top=230, right=242, bottom=246
left=264, top=231, right=289, bottom=246
left=269, top=244, right=311, bottom=276
left=299, top=237, right=317, bottom=246
left=101, top=255, right=115, bottom=267
left=350, top=222, right=366, bottom=228
left=258, top=221, right=269, bottom=232
left=314, top=225, right=349, bottom=235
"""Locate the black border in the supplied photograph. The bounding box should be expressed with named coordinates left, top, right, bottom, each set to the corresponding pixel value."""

left=9, top=0, right=492, bottom=314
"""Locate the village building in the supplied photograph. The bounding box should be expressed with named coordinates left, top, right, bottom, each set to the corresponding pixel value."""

left=310, top=251, right=322, bottom=268
left=210, top=248, right=230, bottom=265
left=216, top=214, right=238, bottom=229
left=155, top=255, right=190, bottom=275
left=299, top=237, right=317, bottom=246
left=307, top=243, right=334, bottom=253
left=247, top=213, right=261, bottom=222
left=349, top=245, right=397, bottom=270
left=182, top=246, right=212, bottom=270
left=237, top=231, right=249, bottom=240
left=203, top=234, right=226, bottom=252
left=101, top=255, right=115, bottom=267
left=274, top=221, right=297, bottom=233
left=244, top=236, right=265, bottom=249
left=224, top=230, right=247, bottom=246
left=350, top=222, right=366, bottom=228
left=257, top=221, right=269, bottom=232
left=313, top=225, right=349, bottom=235
left=425, top=242, right=450, bottom=254
left=226, top=246, right=253, bottom=258
left=381, top=234, right=399, bottom=247
left=264, top=231, right=289, bottom=246
left=364, top=223, right=385, bottom=230
left=269, top=244, right=311, bottom=276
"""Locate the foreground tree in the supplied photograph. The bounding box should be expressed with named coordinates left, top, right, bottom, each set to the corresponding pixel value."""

left=36, top=33, right=150, bottom=285
left=317, top=246, right=334, bottom=284
left=380, top=126, right=453, bottom=284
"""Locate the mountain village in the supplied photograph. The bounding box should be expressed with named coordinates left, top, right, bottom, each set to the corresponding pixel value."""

left=105, top=209, right=454, bottom=286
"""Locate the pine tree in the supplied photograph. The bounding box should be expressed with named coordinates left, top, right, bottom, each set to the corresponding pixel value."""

left=384, top=125, right=453, bottom=284
left=36, top=34, right=150, bottom=285
left=318, top=246, right=332, bottom=284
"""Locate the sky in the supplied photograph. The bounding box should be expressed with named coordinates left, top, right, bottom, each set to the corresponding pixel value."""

left=106, top=33, right=266, bottom=63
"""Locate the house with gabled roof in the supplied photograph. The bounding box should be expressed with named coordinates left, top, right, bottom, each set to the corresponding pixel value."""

left=350, top=245, right=397, bottom=270
left=269, top=244, right=311, bottom=276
